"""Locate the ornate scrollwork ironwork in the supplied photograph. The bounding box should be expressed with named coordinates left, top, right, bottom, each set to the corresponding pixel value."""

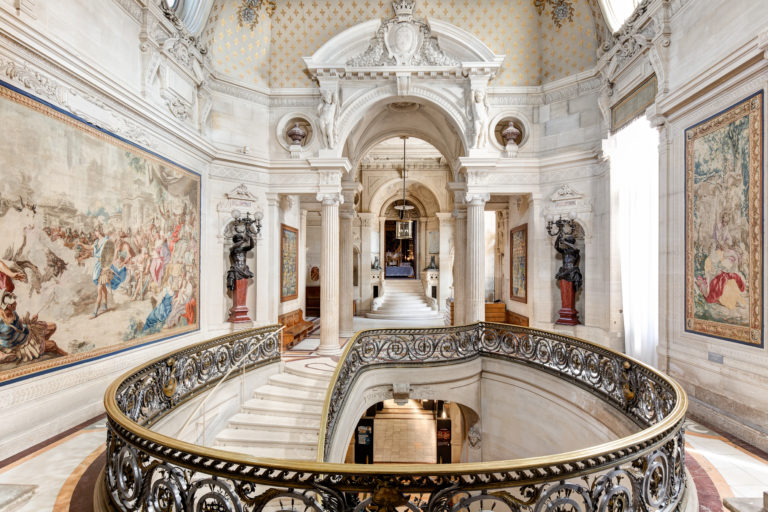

left=103, top=323, right=687, bottom=512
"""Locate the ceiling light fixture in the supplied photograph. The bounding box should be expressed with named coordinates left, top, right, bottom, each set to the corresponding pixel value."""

left=395, top=136, right=414, bottom=240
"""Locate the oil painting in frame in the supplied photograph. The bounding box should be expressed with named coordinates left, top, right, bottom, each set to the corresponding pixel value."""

left=510, top=224, right=527, bottom=303
left=280, top=224, right=299, bottom=302
left=685, top=91, right=763, bottom=347
left=0, top=79, right=201, bottom=385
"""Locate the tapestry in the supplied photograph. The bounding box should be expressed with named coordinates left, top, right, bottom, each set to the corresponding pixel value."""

left=510, top=224, right=527, bottom=303
left=685, top=91, right=763, bottom=346
left=281, top=224, right=298, bottom=302
left=0, top=81, right=200, bottom=385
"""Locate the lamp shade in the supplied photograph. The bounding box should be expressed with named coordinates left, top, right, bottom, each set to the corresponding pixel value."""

left=395, top=220, right=413, bottom=239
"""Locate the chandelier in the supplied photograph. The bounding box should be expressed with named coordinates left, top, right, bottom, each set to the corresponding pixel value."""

left=395, top=136, right=414, bottom=240
left=237, top=0, right=276, bottom=30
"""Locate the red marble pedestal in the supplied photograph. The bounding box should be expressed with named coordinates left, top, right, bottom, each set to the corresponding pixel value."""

left=556, top=279, right=580, bottom=325
left=228, top=278, right=251, bottom=323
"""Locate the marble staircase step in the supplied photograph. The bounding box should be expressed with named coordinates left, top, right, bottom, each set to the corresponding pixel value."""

left=268, top=373, right=330, bottom=392
left=253, top=385, right=326, bottom=404
left=242, top=398, right=323, bottom=417
left=227, top=413, right=321, bottom=433
left=214, top=428, right=318, bottom=447
left=215, top=443, right=317, bottom=460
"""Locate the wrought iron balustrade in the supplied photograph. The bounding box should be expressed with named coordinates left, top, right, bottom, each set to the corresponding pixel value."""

left=103, top=322, right=688, bottom=512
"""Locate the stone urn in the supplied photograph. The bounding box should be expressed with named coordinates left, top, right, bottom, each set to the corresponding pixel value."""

left=501, top=121, right=521, bottom=146
left=287, top=122, right=307, bottom=145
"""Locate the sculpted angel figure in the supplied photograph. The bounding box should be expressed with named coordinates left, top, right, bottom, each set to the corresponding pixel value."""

left=471, top=89, right=490, bottom=148
left=317, top=89, right=338, bottom=149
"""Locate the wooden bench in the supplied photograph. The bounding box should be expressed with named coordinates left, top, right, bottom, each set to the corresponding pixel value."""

left=278, top=309, right=314, bottom=350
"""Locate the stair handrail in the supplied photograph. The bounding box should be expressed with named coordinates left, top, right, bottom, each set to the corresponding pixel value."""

left=174, top=325, right=285, bottom=438
left=103, top=322, right=688, bottom=512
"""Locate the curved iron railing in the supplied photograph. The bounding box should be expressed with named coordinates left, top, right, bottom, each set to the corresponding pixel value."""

left=103, top=322, right=688, bottom=512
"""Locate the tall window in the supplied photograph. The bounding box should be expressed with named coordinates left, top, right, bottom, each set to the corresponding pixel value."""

left=606, top=118, right=659, bottom=366
left=599, top=0, right=643, bottom=32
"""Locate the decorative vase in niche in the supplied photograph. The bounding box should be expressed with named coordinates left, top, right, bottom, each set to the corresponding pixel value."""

left=501, top=121, right=521, bottom=146
left=287, top=123, right=307, bottom=145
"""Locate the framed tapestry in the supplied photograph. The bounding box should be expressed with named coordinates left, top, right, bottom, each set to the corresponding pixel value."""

left=510, top=224, right=528, bottom=303
left=0, top=79, right=201, bottom=386
left=685, top=91, right=763, bottom=347
left=281, top=224, right=299, bottom=302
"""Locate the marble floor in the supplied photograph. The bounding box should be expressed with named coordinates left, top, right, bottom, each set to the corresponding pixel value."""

left=2, top=343, right=767, bottom=511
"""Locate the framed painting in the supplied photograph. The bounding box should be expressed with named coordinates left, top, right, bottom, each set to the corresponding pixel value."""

left=510, top=224, right=527, bottom=303
left=0, top=79, right=201, bottom=386
left=685, top=91, right=763, bottom=347
left=281, top=224, right=299, bottom=302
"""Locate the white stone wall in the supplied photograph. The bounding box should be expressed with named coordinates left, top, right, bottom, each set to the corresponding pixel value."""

left=655, top=0, right=768, bottom=452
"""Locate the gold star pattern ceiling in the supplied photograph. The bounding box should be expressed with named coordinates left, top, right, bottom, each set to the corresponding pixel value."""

left=203, top=0, right=604, bottom=88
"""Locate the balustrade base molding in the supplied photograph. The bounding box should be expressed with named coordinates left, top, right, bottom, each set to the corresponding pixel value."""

left=102, top=323, right=688, bottom=512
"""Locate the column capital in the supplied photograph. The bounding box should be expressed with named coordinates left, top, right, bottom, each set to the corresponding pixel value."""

left=452, top=208, right=467, bottom=220
left=316, top=192, right=343, bottom=206
left=436, top=212, right=453, bottom=222
left=265, top=192, right=280, bottom=206
left=358, top=212, right=376, bottom=227
left=340, top=209, right=356, bottom=220
left=465, top=193, right=490, bottom=206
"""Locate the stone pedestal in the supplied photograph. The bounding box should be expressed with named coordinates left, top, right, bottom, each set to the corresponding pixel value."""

left=556, top=280, right=580, bottom=325
left=228, top=279, right=251, bottom=323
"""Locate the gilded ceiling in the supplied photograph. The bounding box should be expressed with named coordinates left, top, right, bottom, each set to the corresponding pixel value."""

left=203, top=0, right=606, bottom=88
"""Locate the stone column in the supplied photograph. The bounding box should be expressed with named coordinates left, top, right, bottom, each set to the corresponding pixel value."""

left=379, top=217, right=387, bottom=280
left=359, top=213, right=375, bottom=313
left=418, top=217, right=428, bottom=279
left=436, top=212, right=453, bottom=313
left=299, top=208, right=308, bottom=315
left=465, top=193, right=489, bottom=323
left=267, top=194, right=281, bottom=322
left=339, top=209, right=355, bottom=337
left=318, top=193, right=342, bottom=355
left=452, top=208, right=466, bottom=324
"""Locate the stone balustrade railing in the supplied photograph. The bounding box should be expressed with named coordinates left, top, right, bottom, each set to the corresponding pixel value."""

left=102, top=322, right=688, bottom=512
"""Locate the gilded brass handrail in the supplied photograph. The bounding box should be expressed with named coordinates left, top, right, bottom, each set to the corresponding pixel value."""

left=103, top=322, right=688, bottom=512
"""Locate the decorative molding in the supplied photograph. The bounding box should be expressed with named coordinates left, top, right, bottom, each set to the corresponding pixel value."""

left=112, top=0, right=142, bottom=23
left=347, top=1, right=458, bottom=67
left=550, top=183, right=583, bottom=202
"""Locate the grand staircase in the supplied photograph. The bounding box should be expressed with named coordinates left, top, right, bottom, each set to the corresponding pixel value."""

left=366, top=279, right=443, bottom=321
left=213, top=362, right=332, bottom=460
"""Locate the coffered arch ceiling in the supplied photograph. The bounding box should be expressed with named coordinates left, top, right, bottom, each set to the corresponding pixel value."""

left=343, top=100, right=465, bottom=179
left=202, top=0, right=608, bottom=88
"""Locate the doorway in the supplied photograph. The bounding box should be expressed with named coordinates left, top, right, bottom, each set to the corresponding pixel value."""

left=384, top=219, right=417, bottom=279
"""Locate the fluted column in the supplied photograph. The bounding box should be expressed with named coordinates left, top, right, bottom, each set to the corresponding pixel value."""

left=452, top=208, right=466, bottom=324
left=379, top=217, right=387, bottom=278
left=418, top=217, right=428, bottom=279
left=359, top=213, right=375, bottom=312
left=318, top=193, right=342, bottom=355
left=266, top=193, right=280, bottom=323
left=339, top=209, right=355, bottom=337
left=466, top=193, right=489, bottom=323
left=299, top=208, right=308, bottom=315
left=436, top=212, right=453, bottom=313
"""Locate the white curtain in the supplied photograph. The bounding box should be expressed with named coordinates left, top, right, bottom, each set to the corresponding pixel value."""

left=597, top=0, right=643, bottom=32
left=606, top=118, right=659, bottom=367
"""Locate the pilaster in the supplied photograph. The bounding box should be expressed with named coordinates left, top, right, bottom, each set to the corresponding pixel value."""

left=358, top=212, right=376, bottom=313
left=266, top=193, right=280, bottom=324
left=436, top=212, right=454, bottom=314
left=299, top=208, right=308, bottom=315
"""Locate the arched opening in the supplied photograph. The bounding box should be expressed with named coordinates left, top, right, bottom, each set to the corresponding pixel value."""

left=348, top=134, right=454, bottom=323
left=345, top=399, right=480, bottom=465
